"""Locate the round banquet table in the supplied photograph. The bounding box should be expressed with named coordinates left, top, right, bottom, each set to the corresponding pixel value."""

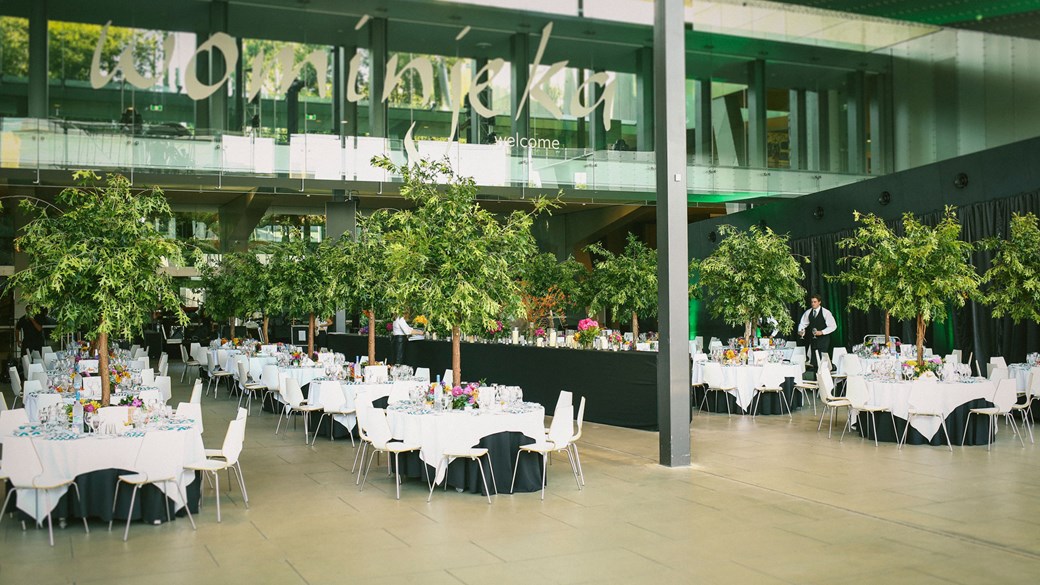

left=1, top=428, right=203, bottom=524
left=383, top=404, right=548, bottom=495
left=855, top=378, right=998, bottom=446
left=691, top=362, right=805, bottom=414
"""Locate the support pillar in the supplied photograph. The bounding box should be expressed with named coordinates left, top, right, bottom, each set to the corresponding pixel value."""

left=693, top=78, right=712, bottom=165
left=589, top=69, right=607, bottom=151
left=469, top=57, right=488, bottom=145
left=654, top=0, right=690, bottom=467
left=207, top=0, right=229, bottom=133
left=231, top=37, right=244, bottom=132
left=327, top=190, right=357, bottom=333
left=869, top=73, right=892, bottom=175
left=788, top=88, right=807, bottom=170
left=28, top=0, right=48, bottom=119
left=746, top=59, right=766, bottom=168
left=807, top=89, right=830, bottom=171
left=218, top=190, right=274, bottom=252
left=510, top=32, right=530, bottom=141
left=846, top=70, right=866, bottom=174
left=334, top=46, right=358, bottom=140
left=369, top=18, right=388, bottom=138
left=636, top=48, right=654, bottom=151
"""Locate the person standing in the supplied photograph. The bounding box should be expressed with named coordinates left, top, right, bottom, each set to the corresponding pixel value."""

left=797, top=294, right=836, bottom=371
left=391, top=315, right=422, bottom=365
left=16, top=308, right=46, bottom=357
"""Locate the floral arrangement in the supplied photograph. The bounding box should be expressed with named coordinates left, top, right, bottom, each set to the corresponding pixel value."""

left=575, top=318, right=600, bottom=348
left=359, top=325, right=369, bottom=334
left=64, top=398, right=103, bottom=421
left=607, top=331, right=623, bottom=346
left=116, top=394, right=144, bottom=407
left=486, top=319, right=505, bottom=338
left=386, top=321, right=394, bottom=333
left=311, top=351, right=320, bottom=362
left=289, top=350, right=305, bottom=366
left=902, top=357, right=942, bottom=379
left=534, top=327, right=546, bottom=338
left=414, top=315, right=428, bottom=326
left=109, top=364, right=130, bottom=385
left=425, top=381, right=480, bottom=409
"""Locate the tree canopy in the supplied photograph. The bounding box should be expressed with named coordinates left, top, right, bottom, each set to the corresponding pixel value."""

left=520, top=252, right=586, bottom=330
left=829, top=211, right=903, bottom=341
left=692, top=224, right=805, bottom=338
left=982, top=212, right=1040, bottom=325
left=4, top=171, right=186, bottom=404
left=585, top=233, right=658, bottom=338
left=266, top=235, right=344, bottom=353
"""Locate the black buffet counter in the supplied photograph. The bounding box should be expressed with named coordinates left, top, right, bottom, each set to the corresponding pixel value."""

left=327, top=333, right=660, bottom=430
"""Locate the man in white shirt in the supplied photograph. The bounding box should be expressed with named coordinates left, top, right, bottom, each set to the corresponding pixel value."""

left=391, top=315, right=422, bottom=365
left=797, top=293, right=837, bottom=371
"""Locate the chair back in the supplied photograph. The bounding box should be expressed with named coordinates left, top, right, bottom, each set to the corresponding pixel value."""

left=141, top=368, right=155, bottom=385
left=990, top=356, right=1008, bottom=369
left=364, top=365, right=389, bottom=384
left=991, top=378, right=1018, bottom=413
left=831, top=347, right=848, bottom=371
left=988, top=366, right=1010, bottom=381
left=9, top=367, right=22, bottom=397
left=27, top=362, right=45, bottom=377
left=21, top=354, right=31, bottom=378
left=283, top=377, right=305, bottom=408
left=262, top=365, right=282, bottom=391
left=219, top=417, right=247, bottom=465
left=844, top=375, right=870, bottom=409
left=1029, top=366, right=1040, bottom=398
left=129, top=344, right=141, bottom=358
left=32, top=371, right=49, bottom=387
left=131, top=431, right=183, bottom=481
left=189, top=342, right=202, bottom=362
left=571, top=396, right=586, bottom=441
left=179, top=344, right=190, bottom=363
left=703, top=362, right=724, bottom=388
left=951, top=349, right=963, bottom=363
left=155, top=376, right=172, bottom=402
left=442, top=369, right=454, bottom=386
left=844, top=355, right=864, bottom=376
left=176, top=402, right=204, bottom=433
left=236, top=360, right=251, bottom=388
left=414, top=367, right=431, bottom=382
left=818, top=368, right=836, bottom=400
left=158, top=353, right=169, bottom=377
left=2, top=436, right=46, bottom=488
left=0, top=392, right=7, bottom=411
left=42, top=346, right=53, bottom=355
left=0, top=408, right=30, bottom=436
left=138, top=389, right=164, bottom=406
left=23, top=380, right=44, bottom=394
left=354, top=403, right=372, bottom=443
left=216, top=349, right=230, bottom=371
left=97, top=406, right=130, bottom=429
left=189, top=379, right=203, bottom=404
left=758, top=363, right=786, bottom=388
left=359, top=405, right=393, bottom=447
left=789, top=350, right=807, bottom=367
left=236, top=406, right=248, bottom=420
left=131, top=357, right=149, bottom=371
left=548, top=391, right=574, bottom=445
left=43, top=352, right=57, bottom=367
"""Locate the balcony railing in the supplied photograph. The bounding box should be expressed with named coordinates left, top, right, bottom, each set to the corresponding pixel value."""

left=0, top=118, right=873, bottom=202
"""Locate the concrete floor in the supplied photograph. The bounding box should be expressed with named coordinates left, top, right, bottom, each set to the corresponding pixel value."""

left=2, top=374, right=1039, bottom=584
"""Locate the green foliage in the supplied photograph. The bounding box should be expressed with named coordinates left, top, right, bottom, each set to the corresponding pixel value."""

left=4, top=171, right=187, bottom=339
left=981, top=213, right=1040, bottom=324
left=337, top=211, right=393, bottom=318
left=371, top=156, right=555, bottom=335
left=830, top=211, right=903, bottom=318
left=521, top=253, right=587, bottom=326
left=584, top=234, right=658, bottom=323
left=198, top=252, right=270, bottom=325
left=265, top=236, right=343, bottom=321
left=692, top=224, right=805, bottom=336
left=884, top=207, right=980, bottom=325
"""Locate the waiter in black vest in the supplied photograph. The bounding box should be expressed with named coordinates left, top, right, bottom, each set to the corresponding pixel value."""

left=797, top=293, right=837, bottom=371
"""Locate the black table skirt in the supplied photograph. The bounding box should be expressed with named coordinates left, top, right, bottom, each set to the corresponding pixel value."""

left=4, top=469, right=201, bottom=524
left=382, top=431, right=545, bottom=495
left=329, top=334, right=659, bottom=430
left=692, top=378, right=803, bottom=415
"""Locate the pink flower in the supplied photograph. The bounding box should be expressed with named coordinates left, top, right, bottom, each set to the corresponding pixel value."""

left=578, top=318, right=599, bottom=331
left=386, top=322, right=394, bottom=331
left=452, top=386, right=463, bottom=397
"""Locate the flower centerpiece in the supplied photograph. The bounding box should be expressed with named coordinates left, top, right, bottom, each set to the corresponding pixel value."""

left=534, top=327, right=546, bottom=341
left=289, top=350, right=305, bottom=367
left=902, top=357, right=943, bottom=379
left=109, top=363, right=131, bottom=386
left=607, top=331, right=623, bottom=349
left=116, top=394, right=144, bottom=407
left=425, top=381, right=481, bottom=409
left=414, top=315, right=428, bottom=327
left=723, top=348, right=738, bottom=365
left=486, top=319, right=505, bottom=340
left=575, top=318, right=600, bottom=349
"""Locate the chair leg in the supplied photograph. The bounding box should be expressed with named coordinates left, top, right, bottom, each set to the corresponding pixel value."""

left=564, top=448, right=582, bottom=490
left=45, top=509, right=54, bottom=547
left=938, top=417, right=953, bottom=452
left=213, top=473, right=222, bottom=522
left=123, top=485, right=139, bottom=541
left=476, top=457, right=492, bottom=504
left=354, top=442, right=368, bottom=481
left=570, top=444, right=584, bottom=486
left=510, top=450, right=522, bottom=495
left=177, top=482, right=196, bottom=530
left=485, top=452, right=499, bottom=495
left=234, top=463, right=249, bottom=507
left=961, top=412, right=974, bottom=447
left=540, top=453, right=548, bottom=500
left=360, top=449, right=378, bottom=491
left=394, top=453, right=402, bottom=500
left=108, top=481, right=121, bottom=532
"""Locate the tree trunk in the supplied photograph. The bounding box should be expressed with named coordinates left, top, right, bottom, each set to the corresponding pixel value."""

left=631, top=311, right=639, bottom=342
left=98, top=330, right=111, bottom=406
left=452, top=325, right=462, bottom=385
left=884, top=310, right=890, bottom=345
left=262, top=316, right=269, bottom=344
left=916, top=313, right=926, bottom=365
left=229, top=319, right=236, bottom=338
left=308, top=312, right=315, bottom=355
left=367, top=308, right=376, bottom=364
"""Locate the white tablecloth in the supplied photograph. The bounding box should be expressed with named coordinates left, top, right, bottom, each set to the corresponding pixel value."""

left=278, top=366, right=325, bottom=389
left=385, top=405, right=545, bottom=484
left=3, top=428, right=204, bottom=522
left=865, top=378, right=995, bottom=440
left=1009, top=364, right=1032, bottom=392
left=691, top=363, right=804, bottom=411
left=309, top=380, right=425, bottom=432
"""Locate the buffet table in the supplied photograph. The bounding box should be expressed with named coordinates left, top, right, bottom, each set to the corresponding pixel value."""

left=328, top=333, right=660, bottom=430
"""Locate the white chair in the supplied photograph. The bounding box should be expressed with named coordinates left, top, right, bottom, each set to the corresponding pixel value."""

left=109, top=431, right=196, bottom=540
left=427, top=446, right=497, bottom=504
left=356, top=405, right=422, bottom=500
left=831, top=347, right=848, bottom=373
left=97, top=406, right=131, bottom=431
left=843, top=375, right=895, bottom=446
left=9, top=367, right=23, bottom=409
left=26, top=362, right=45, bottom=380
left=414, top=367, right=431, bottom=382
left=700, top=362, right=736, bottom=416
left=22, top=379, right=44, bottom=395
left=139, top=368, right=155, bottom=386
left=899, top=383, right=953, bottom=451
left=510, top=394, right=582, bottom=500
left=154, top=376, right=172, bottom=403
left=138, top=389, right=163, bottom=407
left=205, top=350, right=234, bottom=399
left=0, top=392, right=7, bottom=411
left=990, top=356, right=1008, bottom=370
left=962, top=378, right=1024, bottom=451
left=235, top=360, right=266, bottom=416
left=186, top=416, right=248, bottom=522
left=157, top=352, right=169, bottom=377
left=179, top=344, right=200, bottom=384
left=128, top=344, right=141, bottom=359
left=789, top=350, right=807, bottom=367
left=751, top=363, right=791, bottom=418
left=260, top=364, right=283, bottom=413
left=0, top=436, right=89, bottom=546
left=843, top=354, right=864, bottom=376
left=1011, top=367, right=1039, bottom=444
left=21, top=354, right=31, bottom=379
left=275, top=378, right=323, bottom=443
left=175, top=402, right=204, bottom=434
left=442, top=369, right=454, bottom=386
left=189, top=379, right=203, bottom=404
left=988, top=366, right=1010, bottom=381
left=364, top=365, right=389, bottom=384
left=817, top=368, right=851, bottom=439
left=311, top=382, right=357, bottom=447
left=568, top=396, right=587, bottom=486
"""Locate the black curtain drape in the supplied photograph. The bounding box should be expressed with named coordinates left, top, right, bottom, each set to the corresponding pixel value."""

left=788, top=189, right=1040, bottom=365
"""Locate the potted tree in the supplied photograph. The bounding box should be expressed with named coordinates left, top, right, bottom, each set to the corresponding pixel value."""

left=373, top=156, right=553, bottom=384
left=5, top=171, right=188, bottom=405
left=337, top=212, right=394, bottom=365
left=266, top=236, right=344, bottom=355
left=692, top=224, right=806, bottom=342
left=830, top=211, right=903, bottom=344
left=585, top=233, right=658, bottom=341
left=981, top=212, right=1040, bottom=326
